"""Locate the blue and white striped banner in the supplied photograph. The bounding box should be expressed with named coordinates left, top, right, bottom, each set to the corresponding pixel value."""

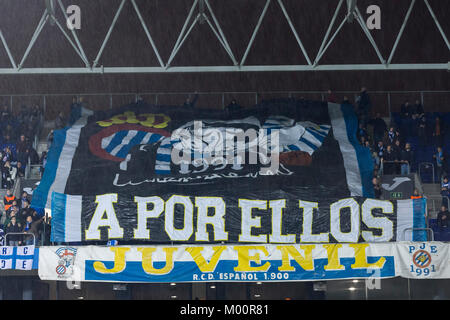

left=0, top=245, right=37, bottom=270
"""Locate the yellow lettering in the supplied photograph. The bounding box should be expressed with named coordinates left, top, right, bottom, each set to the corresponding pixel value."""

left=349, top=244, right=386, bottom=269
left=152, top=114, right=171, bottom=128
left=93, top=247, right=130, bottom=274
left=97, top=112, right=171, bottom=128
left=233, top=246, right=270, bottom=272
left=186, top=246, right=226, bottom=272
left=139, top=113, right=155, bottom=127
left=277, top=245, right=315, bottom=271
left=138, top=247, right=177, bottom=275
left=323, top=244, right=345, bottom=270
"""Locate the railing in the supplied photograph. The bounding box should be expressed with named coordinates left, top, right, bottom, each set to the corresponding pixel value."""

left=402, top=228, right=434, bottom=241
left=12, top=176, right=22, bottom=198
left=428, top=195, right=450, bottom=213
left=419, top=162, right=435, bottom=184
left=380, top=160, right=411, bottom=176
left=5, top=232, right=36, bottom=246
left=0, top=90, right=449, bottom=120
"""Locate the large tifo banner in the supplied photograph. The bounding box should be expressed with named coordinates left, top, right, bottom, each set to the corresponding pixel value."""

left=38, top=242, right=450, bottom=282
left=32, top=99, right=374, bottom=213
left=50, top=193, right=427, bottom=243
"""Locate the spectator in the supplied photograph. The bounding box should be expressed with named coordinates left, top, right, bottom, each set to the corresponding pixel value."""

left=183, top=93, right=199, bottom=108
left=3, top=189, right=15, bottom=212
left=369, top=113, right=387, bottom=146
left=18, top=199, right=35, bottom=223
left=6, top=200, right=18, bottom=216
left=411, top=188, right=423, bottom=199
left=342, top=96, right=351, bottom=104
left=29, top=146, right=39, bottom=165
left=22, top=216, right=35, bottom=245
left=442, top=176, right=449, bottom=207
left=372, top=151, right=381, bottom=172
left=225, top=99, right=243, bottom=118
left=444, top=149, right=450, bottom=180
left=46, top=130, right=54, bottom=146
left=5, top=216, right=22, bottom=246
left=1, top=146, right=12, bottom=165
left=359, top=136, right=367, bottom=147
left=432, top=117, right=443, bottom=148
left=327, top=90, right=337, bottom=103
left=373, top=177, right=382, bottom=199
left=69, top=96, right=80, bottom=125
left=413, top=100, right=424, bottom=118
left=382, top=145, right=398, bottom=175
left=357, top=123, right=368, bottom=143
left=400, top=143, right=414, bottom=175
left=2, top=161, right=16, bottom=189
left=17, top=146, right=30, bottom=168
left=437, top=206, right=449, bottom=230
left=0, top=228, right=4, bottom=246
left=418, top=114, right=427, bottom=146
left=55, top=112, right=66, bottom=129
left=400, top=101, right=411, bottom=118
left=28, top=215, right=44, bottom=245
left=393, top=139, right=402, bottom=158
left=356, top=87, right=371, bottom=125
left=433, top=146, right=445, bottom=182
left=40, top=151, right=48, bottom=177
left=3, top=206, right=18, bottom=227
left=394, top=129, right=404, bottom=147
left=375, top=141, right=385, bottom=159
left=16, top=134, right=29, bottom=155
left=18, top=191, right=29, bottom=209
left=387, top=127, right=396, bottom=146
left=16, top=161, right=25, bottom=178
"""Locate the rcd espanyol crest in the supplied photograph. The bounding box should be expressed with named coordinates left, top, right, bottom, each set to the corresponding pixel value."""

left=55, top=247, right=78, bottom=279
left=408, top=243, right=437, bottom=277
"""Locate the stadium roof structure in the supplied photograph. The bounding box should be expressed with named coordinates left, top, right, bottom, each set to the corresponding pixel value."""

left=0, top=0, right=448, bottom=74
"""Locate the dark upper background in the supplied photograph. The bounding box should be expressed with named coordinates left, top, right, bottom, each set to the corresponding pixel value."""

left=0, top=0, right=448, bottom=117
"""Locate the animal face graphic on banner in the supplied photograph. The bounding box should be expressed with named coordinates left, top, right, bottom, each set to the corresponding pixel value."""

left=88, top=111, right=328, bottom=182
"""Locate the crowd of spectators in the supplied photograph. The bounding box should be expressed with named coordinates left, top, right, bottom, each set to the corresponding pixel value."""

left=328, top=88, right=449, bottom=203
left=0, top=103, right=45, bottom=246
left=0, top=189, right=49, bottom=246
left=0, top=104, right=42, bottom=189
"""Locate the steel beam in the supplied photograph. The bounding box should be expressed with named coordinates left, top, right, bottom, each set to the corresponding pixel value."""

left=93, top=0, right=127, bottom=68
left=423, top=0, right=450, bottom=51
left=387, top=0, right=416, bottom=65
left=240, top=0, right=271, bottom=66
left=0, top=30, right=17, bottom=69
left=0, top=63, right=446, bottom=75
left=0, top=0, right=446, bottom=74
left=130, top=0, right=165, bottom=68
